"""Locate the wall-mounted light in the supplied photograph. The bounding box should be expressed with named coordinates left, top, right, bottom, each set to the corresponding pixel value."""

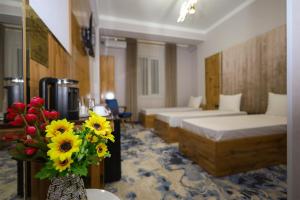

left=105, top=92, right=115, bottom=100
left=177, top=0, right=198, bottom=23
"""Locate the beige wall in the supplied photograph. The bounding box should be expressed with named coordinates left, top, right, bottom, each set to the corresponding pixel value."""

left=196, top=0, right=286, bottom=98
left=287, top=0, right=300, bottom=199
left=177, top=46, right=198, bottom=106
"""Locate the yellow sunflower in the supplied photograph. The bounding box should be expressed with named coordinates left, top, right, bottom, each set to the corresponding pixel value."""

left=96, top=143, right=108, bottom=158
left=46, top=119, right=74, bottom=138
left=102, top=132, right=115, bottom=142
left=85, top=133, right=98, bottom=143
left=47, top=132, right=82, bottom=161
left=84, top=114, right=112, bottom=136
left=53, top=158, right=73, bottom=172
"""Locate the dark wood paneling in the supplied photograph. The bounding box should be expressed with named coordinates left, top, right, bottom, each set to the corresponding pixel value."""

left=29, top=14, right=90, bottom=98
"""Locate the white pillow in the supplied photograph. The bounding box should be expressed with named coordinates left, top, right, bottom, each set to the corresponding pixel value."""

left=219, top=94, right=242, bottom=112
left=188, top=96, right=202, bottom=108
left=265, top=92, right=287, bottom=116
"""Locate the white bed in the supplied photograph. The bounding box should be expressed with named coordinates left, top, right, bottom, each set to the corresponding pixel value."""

left=181, top=114, right=287, bottom=141
left=156, top=110, right=247, bottom=127
left=140, top=107, right=200, bottom=115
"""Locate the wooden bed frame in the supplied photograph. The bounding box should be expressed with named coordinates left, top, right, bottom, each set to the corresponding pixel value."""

left=178, top=128, right=287, bottom=177
left=139, top=112, right=156, bottom=128
left=154, top=118, right=180, bottom=143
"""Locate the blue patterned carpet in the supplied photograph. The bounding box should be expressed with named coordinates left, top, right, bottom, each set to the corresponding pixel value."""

left=0, top=126, right=287, bottom=200
left=105, top=127, right=287, bottom=200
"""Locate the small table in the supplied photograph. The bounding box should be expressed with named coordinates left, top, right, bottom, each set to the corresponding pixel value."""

left=86, top=189, right=120, bottom=200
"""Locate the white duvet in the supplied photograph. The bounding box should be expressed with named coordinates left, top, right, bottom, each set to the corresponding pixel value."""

left=182, top=114, right=287, bottom=141
left=156, top=110, right=247, bottom=127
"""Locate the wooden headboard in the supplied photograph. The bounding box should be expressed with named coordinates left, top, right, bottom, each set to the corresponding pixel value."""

left=221, top=25, right=286, bottom=114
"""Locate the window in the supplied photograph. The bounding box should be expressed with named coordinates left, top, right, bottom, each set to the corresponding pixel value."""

left=138, top=57, right=160, bottom=96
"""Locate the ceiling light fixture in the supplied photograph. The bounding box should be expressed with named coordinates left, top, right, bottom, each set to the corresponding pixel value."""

left=177, top=0, right=197, bottom=23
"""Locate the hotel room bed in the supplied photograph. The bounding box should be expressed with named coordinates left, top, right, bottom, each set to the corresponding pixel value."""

left=139, top=107, right=200, bottom=128
left=154, top=110, right=247, bottom=143
left=178, top=114, right=287, bottom=176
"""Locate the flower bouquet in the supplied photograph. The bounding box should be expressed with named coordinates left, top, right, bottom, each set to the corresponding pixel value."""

left=2, top=97, right=114, bottom=199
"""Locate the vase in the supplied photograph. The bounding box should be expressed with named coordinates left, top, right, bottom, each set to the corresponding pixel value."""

left=46, top=174, right=87, bottom=200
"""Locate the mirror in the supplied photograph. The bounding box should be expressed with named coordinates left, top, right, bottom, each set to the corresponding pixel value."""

left=0, top=0, right=24, bottom=121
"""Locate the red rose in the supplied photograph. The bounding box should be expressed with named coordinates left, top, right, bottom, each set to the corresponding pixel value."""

left=43, top=110, right=50, bottom=118
left=50, top=111, right=59, bottom=120
left=24, top=147, right=37, bottom=156
left=11, top=102, right=26, bottom=113
left=40, top=122, right=47, bottom=131
left=26, top=126, right=36, bottom=135
left=9, top=115, right=24, bottom=126
left=7, top=107, right=15, bottom=113
left=29, top=97, right=45, bottom=108
left=6, top=112, right=17, bottom=121
left=44, top=110, right=59, bottom=120
left=28, top=107, right=39, bottom=114
left=25, top=114, right=38, bottom=124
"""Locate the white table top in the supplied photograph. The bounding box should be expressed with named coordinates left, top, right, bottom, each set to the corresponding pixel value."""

left=86, top=189, right=120, bottom=200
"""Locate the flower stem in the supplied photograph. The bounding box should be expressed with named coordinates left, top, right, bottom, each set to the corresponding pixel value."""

left=20, top=114, right=29, bottom=127
left=40, top=108, right=49, bottom=124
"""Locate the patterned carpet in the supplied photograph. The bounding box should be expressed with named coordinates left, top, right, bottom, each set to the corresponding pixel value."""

left=105, top=127, right=287, bottom=200
left=0, top=126, right=287, bottom=200
left=0, top=151, right=18, bottom=200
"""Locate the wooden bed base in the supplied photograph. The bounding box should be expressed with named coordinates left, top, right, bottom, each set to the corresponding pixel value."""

left=178, top=128, right=287, bottom=177
left=139, top=112, right=156, bottom=128
left=154, top=119, right=180, bottom=143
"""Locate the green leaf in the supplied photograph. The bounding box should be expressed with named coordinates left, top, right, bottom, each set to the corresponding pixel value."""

left=35, top=161, right=57, bottom=180
left=15, top=143, right=25, bottom=152
left=71, top=163, right=88, bottom=177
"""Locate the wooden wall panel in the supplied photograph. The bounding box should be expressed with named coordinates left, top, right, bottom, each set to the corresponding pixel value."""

left=222, top=25, right=286, bottom=114
left=205, top=53, right=221, bottom=109
left=100, top=56, right=115, bottom=103
left=29, top=14, right=90, bottom=98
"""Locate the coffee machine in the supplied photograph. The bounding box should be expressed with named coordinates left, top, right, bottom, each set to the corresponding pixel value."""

left=3, top=77, right=24, bottom=107
left=39, top=77, right=79, bottom=120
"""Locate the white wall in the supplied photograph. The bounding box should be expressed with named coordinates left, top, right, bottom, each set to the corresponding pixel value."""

left=99, top=43, right=198, bottom=110
left=177, top=46, right=198, bottom=106
left=287, top=0, right=300, bottom=199
left=29, top=0, right=71, bottom=53
left=196, top=0, right=286, bottom=98
left=100, top=46, right=127, bottom=106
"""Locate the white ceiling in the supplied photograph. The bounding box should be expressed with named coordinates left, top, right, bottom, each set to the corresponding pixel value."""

left=97, top=0, right=256, bottom=44
left=99, top=0, right=248, bottom=31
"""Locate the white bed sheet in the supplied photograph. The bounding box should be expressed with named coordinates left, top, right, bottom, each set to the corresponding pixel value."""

left=156, top=110, right=247, bottom=127
left=141, top=107, right=200, bottom=115
left=181, top=114, right=287, bottom=141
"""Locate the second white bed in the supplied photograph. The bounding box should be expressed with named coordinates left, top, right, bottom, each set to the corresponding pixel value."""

left=156, top=110, right=247, bottom=127
left=181, top=114, right=287, bottom=141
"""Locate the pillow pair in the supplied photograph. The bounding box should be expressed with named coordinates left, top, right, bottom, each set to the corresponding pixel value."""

left=188, top=96, right=202, bottom=108
left=218, top=92, right=287, bottom=116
